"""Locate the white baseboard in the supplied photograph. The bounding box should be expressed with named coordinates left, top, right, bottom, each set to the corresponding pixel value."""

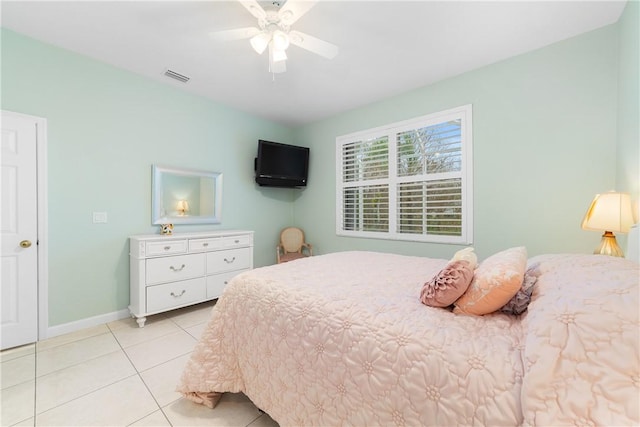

left=44, top=308, right=131, bottom=340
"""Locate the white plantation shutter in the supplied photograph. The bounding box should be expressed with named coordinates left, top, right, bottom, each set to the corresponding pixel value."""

left=337, top=105, right=473, bottom=244
left=397, top=120, right=462, bottom=176
left=340, top=137, right=390, bottom=233
left=342, top=137, right=388, bottom=182
left=397, top=179, right=462, bottom=236
left=343, top=185, right=389, bottom=232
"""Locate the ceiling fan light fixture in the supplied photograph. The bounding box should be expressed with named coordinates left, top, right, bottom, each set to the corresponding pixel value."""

left=271, top=46, right=287, bottom=62
left=250, top=33, right=270, bottom=54
left=212, top=0, right=339, bottom=74
left=271, top=30, right=290, bottom=51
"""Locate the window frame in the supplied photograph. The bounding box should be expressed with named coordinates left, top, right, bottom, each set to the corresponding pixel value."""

left=335, top=104, right=473, bottom=244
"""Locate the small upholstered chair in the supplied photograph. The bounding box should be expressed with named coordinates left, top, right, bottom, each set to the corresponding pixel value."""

left=277, top=227, right=313, bottom=263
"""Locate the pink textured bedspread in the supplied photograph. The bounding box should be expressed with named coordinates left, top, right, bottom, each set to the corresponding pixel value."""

left=177, top=251, right=525, bottom=425
left=178, top=251, right=639, bottom=426
left=520, top=254, right=639, bottom=425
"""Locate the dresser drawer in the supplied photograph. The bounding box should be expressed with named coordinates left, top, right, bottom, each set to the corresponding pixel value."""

left=146, top=240, right=187, bottom=257
left=220, top=235, right=252, bottom=248
left=206, top=269, right=249, bottom=299
left=189, top=235, right=251, bottom=252
left=129, top=231, right=253, bottom=328
left=206, top=247, right=252, bottom=273
left=146, top=278, right=206, bottom=313
left=146, top=253, right=205, bottom=285
left=189, top=238, right=223, bottom=252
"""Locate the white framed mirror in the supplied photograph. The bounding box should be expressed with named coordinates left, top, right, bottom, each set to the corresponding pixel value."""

left=152, top=165, right=222, bottom=225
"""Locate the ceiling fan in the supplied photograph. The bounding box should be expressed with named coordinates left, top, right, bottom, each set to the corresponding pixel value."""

left=210, top=0, right=339, bottom=74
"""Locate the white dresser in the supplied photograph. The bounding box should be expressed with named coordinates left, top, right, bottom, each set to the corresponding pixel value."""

left=129, top=230, right=253, bottom=327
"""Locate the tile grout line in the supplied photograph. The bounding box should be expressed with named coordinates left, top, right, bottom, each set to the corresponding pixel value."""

left=155, top=309, right=215, bottom=426
left=117, top=314, right=201, bottom=426
left=32, top=321, right=155, bottom=425
left=34, top=331, right=119, bottom=379
left=109, top=325, right=168, bottom=426
left=158, top=311, right=193, bottom=427
left=107, top=318, right=181, bottom=350
left=33, top=324, right=138, bottom=424
left=0, top=344, right=35, bottom=426
left=30, top=348, right=37, bottom=426
left=35, top=347, right=122, bottom=374
left=33, top=374, right=141, bottom=423
left=5, top=305, right=213, bottom=427
left=0, top=353, right=35, bottom=392
left=32, top=323, right=164, bottom=425
left=244, top=412, right=264, bottom=427
left=35, top=325, right=112, bottom=353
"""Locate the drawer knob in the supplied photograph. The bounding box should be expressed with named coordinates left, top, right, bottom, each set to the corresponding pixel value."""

left=169, top=264, right=186, bottom=272
left=203, top=243, right=209, bottom=247
left=224, top=257, right=236, bottom=264
left=234, top=240, right=239, bottom=243
left=170, top=290, right=186, bottom=297
left=164, top=246, right=171, bottom=251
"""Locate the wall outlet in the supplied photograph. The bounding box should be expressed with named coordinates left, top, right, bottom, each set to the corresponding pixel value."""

left=93, top=212, right=108, bottom=223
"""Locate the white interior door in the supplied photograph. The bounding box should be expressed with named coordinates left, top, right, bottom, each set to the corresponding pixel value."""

left=1, top=111, right=39, bottom=350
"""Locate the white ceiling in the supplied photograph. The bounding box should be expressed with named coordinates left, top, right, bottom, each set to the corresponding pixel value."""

left=1, top=0, right=627, bottom=127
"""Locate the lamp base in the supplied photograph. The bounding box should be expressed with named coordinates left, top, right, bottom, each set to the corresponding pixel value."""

left=593, top=231, right=624, bottom=257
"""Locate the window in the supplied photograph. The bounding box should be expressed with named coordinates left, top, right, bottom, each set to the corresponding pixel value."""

left=336, top=105, right=473, bottom=244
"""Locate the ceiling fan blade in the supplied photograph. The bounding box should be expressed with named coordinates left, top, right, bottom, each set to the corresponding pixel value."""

left=238, top=0, right=266, bottom=21
left=278, top=0, right=317, bottom=26
left=210, top=27, right=260, bottom=42
left=288, top=30, right=338, bottom=59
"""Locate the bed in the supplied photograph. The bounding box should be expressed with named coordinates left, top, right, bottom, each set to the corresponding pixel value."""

left=177, top=249, right=639, bottom=426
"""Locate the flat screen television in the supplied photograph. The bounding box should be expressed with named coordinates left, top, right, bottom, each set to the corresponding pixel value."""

left=255, top=140, right=309, bottom=188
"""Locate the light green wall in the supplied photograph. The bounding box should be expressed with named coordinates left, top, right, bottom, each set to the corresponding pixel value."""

left=1, top=29, right=297, bottom=326
left=293, top=25, right=620, bottom=260
left=2, top=11, right=636, bottom=328
left=616, top=0, right=640, bottom=211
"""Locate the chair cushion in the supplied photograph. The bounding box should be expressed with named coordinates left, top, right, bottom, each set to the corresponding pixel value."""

left=279, top=253, right=308, bottom=263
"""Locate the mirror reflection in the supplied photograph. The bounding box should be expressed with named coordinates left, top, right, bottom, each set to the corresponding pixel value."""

left=152, top=165, right=222, bottom=225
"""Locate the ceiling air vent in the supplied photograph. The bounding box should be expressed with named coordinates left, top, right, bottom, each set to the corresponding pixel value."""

left=164, top=69, right=190, bottom=83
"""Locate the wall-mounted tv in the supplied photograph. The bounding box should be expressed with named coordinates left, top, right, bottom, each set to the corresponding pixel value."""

left=254, top=140, right=310, bottom=188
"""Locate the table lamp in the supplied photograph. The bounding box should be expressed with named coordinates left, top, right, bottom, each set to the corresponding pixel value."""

left=581, top=191, right=634, bottom=257
left=176, top=200, right=190, bottom=216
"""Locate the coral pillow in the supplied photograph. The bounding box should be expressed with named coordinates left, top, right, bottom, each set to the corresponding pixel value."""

left=453, top=246, right=528, bottom=315
left=420, top=260, right=474, bottom=308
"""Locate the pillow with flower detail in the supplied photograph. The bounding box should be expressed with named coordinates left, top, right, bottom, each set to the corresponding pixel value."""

left=420, top=260, right=474, bottom=308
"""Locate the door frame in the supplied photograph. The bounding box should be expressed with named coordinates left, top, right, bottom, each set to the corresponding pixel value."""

left=4, top=110, right=49, bottom=341
left=35, top=113, right=49, bottom=341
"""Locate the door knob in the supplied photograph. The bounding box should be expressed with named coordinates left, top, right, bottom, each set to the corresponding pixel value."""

left=20, top=240, right=32, bottom=248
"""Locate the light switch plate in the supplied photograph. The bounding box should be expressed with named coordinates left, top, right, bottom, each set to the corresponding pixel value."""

left=93, top=212, right=108, bottom=223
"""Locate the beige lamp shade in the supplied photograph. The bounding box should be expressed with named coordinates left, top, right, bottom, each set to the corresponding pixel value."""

left=581, top=192, right=634, bottom=233
left=176, top=200, right=190, bottom=215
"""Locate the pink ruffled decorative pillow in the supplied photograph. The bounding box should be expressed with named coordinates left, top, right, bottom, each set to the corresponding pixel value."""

left=420, top=260, right=474, bottom=308
left=454, top=246, right=527, bottom=315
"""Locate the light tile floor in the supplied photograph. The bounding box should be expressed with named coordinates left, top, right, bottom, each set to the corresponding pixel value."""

left=1, top=301, right=279, bottom=427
